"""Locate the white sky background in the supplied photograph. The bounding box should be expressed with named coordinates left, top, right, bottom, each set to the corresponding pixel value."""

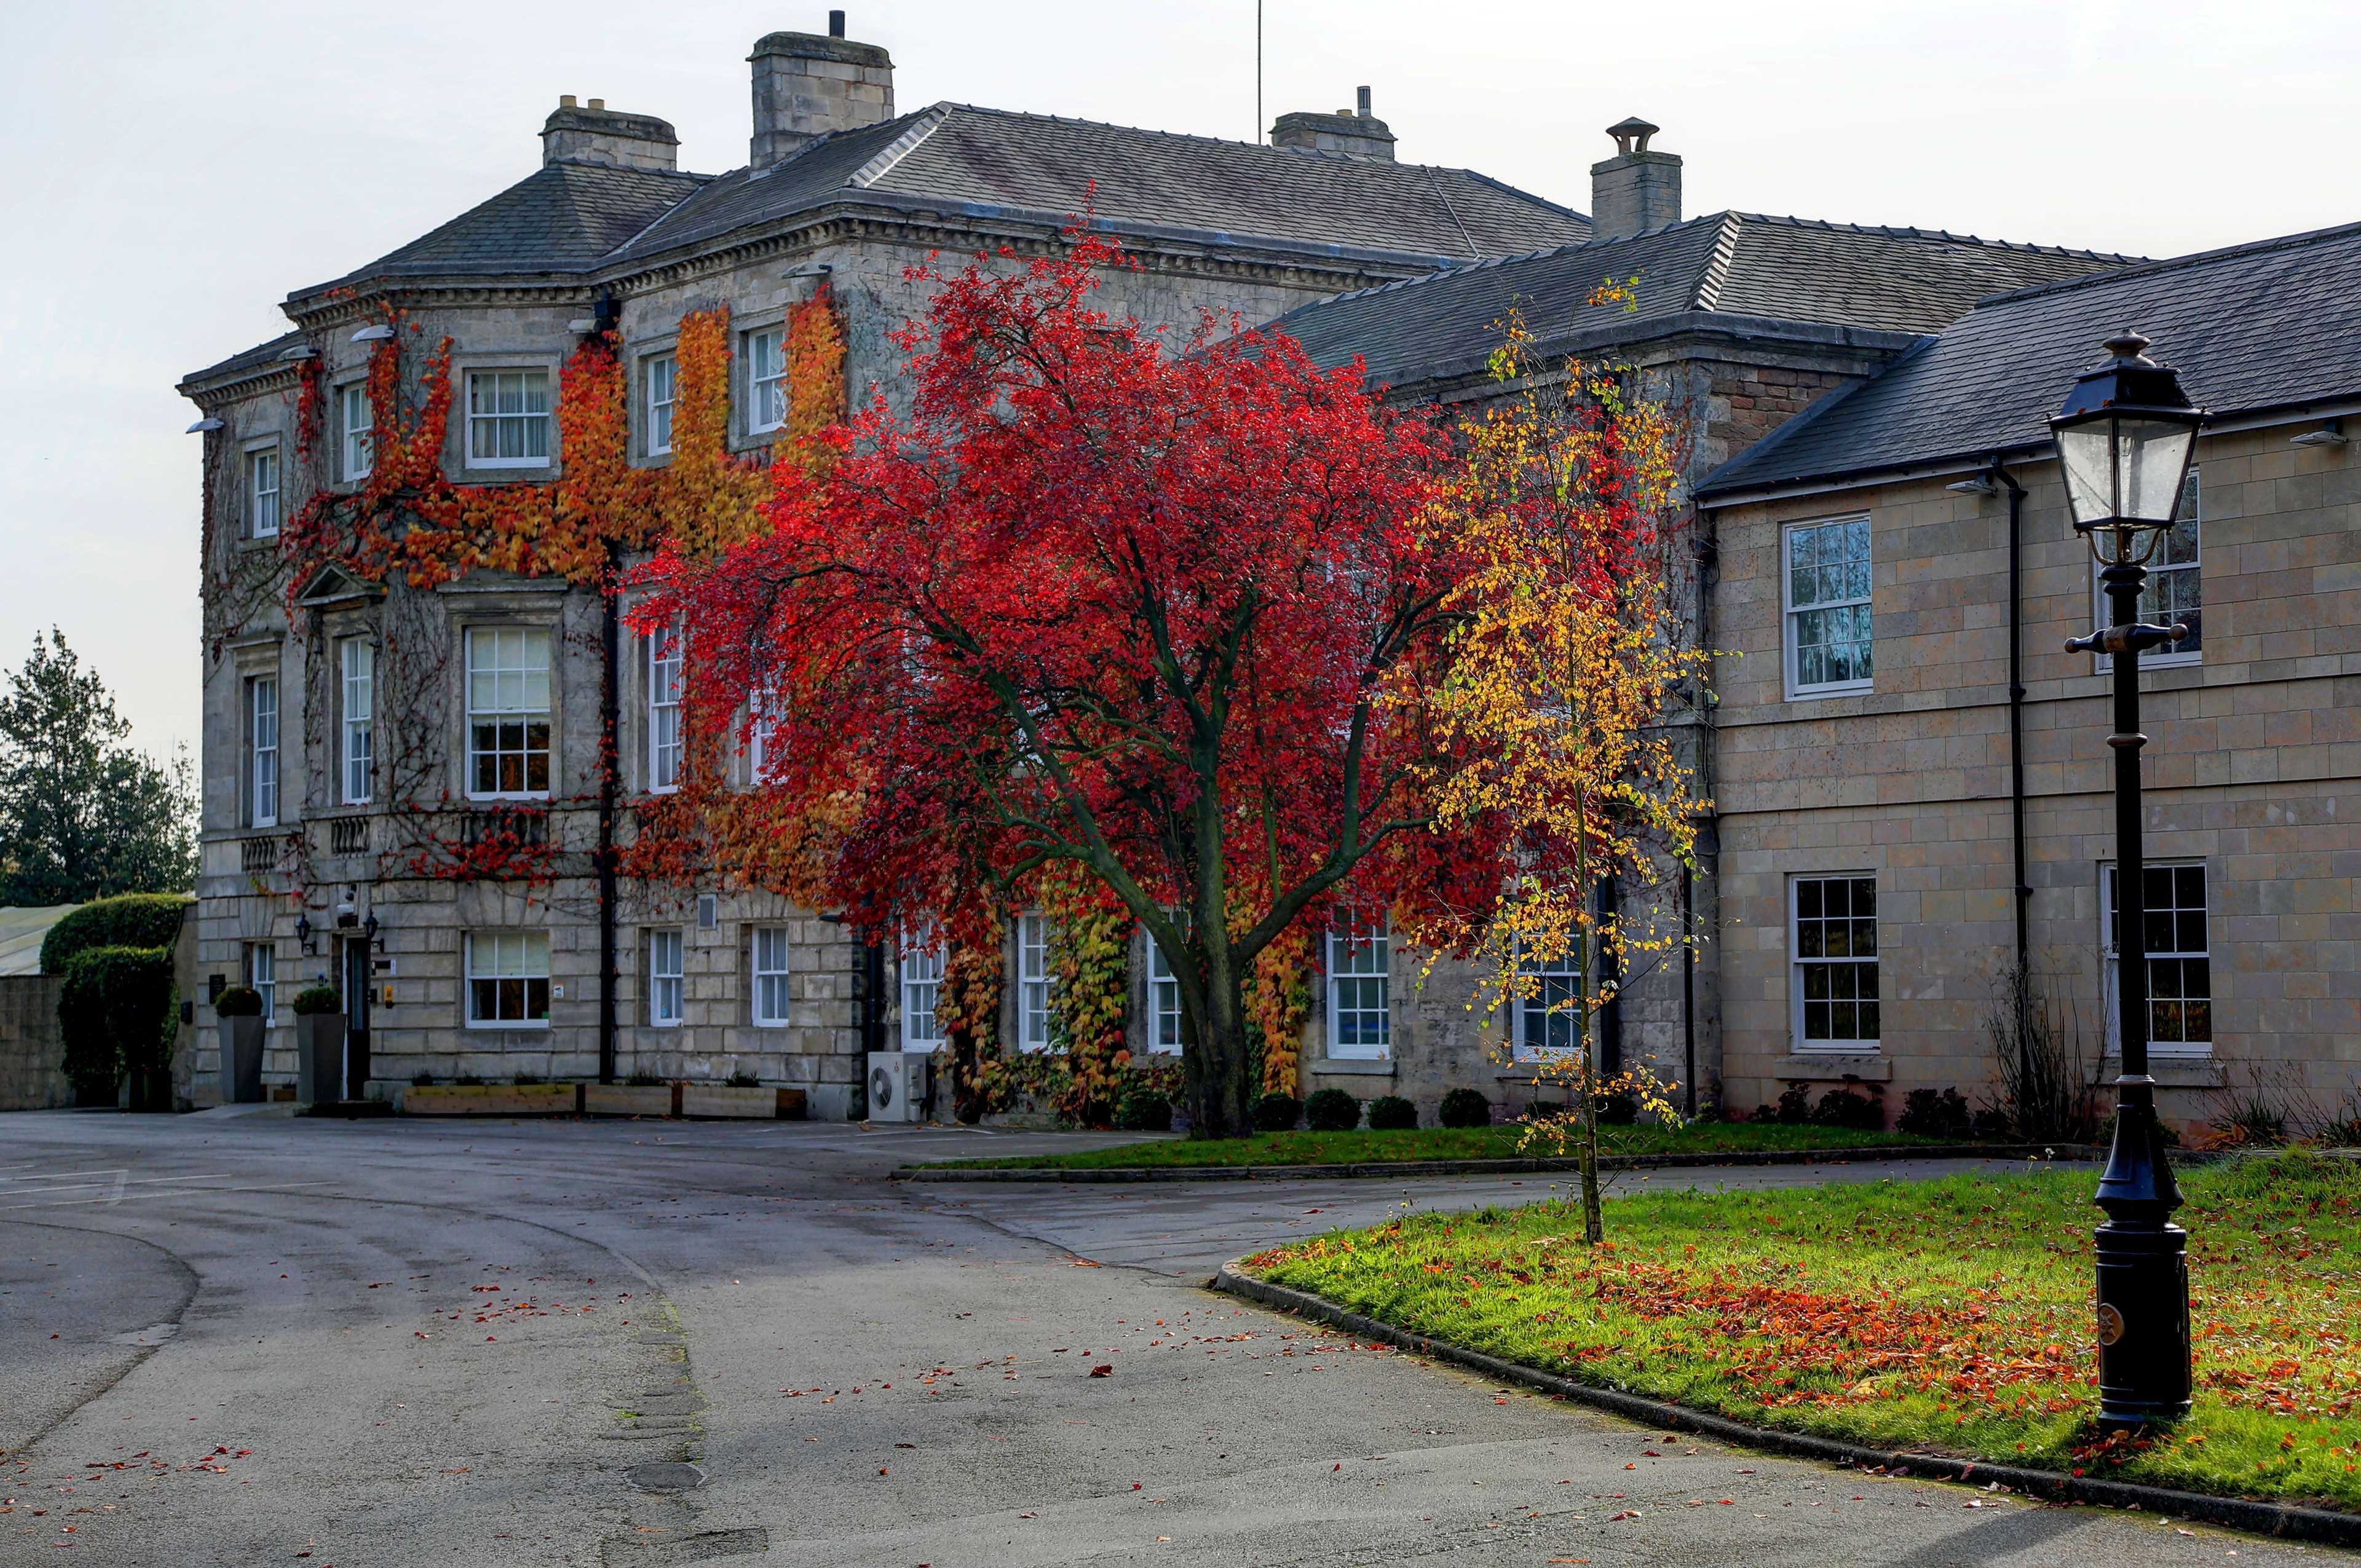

left=1, top=0, right=2354, bottom=760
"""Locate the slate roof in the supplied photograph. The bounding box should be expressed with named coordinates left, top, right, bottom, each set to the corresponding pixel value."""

left=608, top=103, right=1592, bottom=268
left=300, top=161, right=712, bottom=296
left=181, top=329, right=306, bottom=391
left=1695, top=219, right=2361, bottom=498
left=1270, top=211, right=2137, bottom=390
left=283, top=103, right=1591, bottom=313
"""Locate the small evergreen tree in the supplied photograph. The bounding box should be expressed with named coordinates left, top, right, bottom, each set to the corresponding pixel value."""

left=0, top=630, right=196, bottom=905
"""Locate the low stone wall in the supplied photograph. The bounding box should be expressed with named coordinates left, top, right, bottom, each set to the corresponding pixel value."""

left=0, top=975, right=69, bottom=1110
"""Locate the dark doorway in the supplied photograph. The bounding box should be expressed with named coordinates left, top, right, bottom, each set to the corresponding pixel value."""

left=339, top=937, right=373, bottom=1097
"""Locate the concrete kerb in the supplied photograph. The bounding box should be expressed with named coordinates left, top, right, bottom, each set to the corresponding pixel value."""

left=1210, top=1263, right=2361, bottom=1552
left=892, top=1142, right=2105, bottom=1182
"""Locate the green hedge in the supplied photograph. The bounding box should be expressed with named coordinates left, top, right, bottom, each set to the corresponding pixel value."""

left=42, top=894, right=190, bottom=976
left=58, top=944, right=176, bottom=1105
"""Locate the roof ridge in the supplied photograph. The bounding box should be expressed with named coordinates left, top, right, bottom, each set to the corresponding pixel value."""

left=1690, top=213, right=1744, bottom=312
left=927, top=100, right=1574, bottom=186
left=1723, top=210, right=2143, bottom=264
left=849, top=104, right=952, bottom=189
left=1969, top=215, right=2361, bottom=311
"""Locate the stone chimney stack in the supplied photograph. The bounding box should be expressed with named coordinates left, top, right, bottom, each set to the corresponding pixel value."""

left=749, top=12, right=895, bottom=168
left=542, top=97, right=679, bottom=171
left=1270, top=85, right=1396, bottom=161
left=1589, top=117, right=1681, bottom=242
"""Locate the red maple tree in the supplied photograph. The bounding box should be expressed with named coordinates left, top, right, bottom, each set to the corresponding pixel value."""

left=641, top=234, right=1466, bottom=1136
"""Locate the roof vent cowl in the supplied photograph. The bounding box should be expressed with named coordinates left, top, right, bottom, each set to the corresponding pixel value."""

left=750, top=15, right=896, bottom=168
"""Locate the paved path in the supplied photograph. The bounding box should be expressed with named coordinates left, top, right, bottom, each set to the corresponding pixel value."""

left=0, top=1111, right=2342, bottom=1567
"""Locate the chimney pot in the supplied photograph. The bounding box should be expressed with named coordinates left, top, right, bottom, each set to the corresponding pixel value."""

left=749, top=25, right=896, bottom=167
left=1589, top=116, right=1680, bottom=242
left=587, top=97, right=604, bottom=111
left=559, top=93, right=577, bottom=108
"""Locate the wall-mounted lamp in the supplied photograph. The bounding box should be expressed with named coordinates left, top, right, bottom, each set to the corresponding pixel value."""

left=2289, top=417, right=2347, bottom=449
left=783, top=261, right=833, bottom=279
left=1944, top=475, right=1999, bottom=497
left=294, top=912, right=316, bottom=955
left=351, top=323, right=395, bottom=344
left=186, top=417, right=224, bottom=434
left=566, top=317, right=601, bottom=334
left=277, top=345, right=319, bottom=363
left=363, top=910, right=381, bottom=948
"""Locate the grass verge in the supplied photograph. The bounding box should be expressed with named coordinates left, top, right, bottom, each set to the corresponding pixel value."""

left=1243, top=1149, right=2361, bottom=1511
left=934, top=1121, right=1963, bottom=1170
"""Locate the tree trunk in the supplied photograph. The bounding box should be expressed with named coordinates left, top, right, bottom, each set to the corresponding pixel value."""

left=1184, top=955, right=1256, bottom=1138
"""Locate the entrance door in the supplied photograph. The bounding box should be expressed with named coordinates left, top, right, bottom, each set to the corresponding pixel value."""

left=340, top=937, right=373, bottom=1096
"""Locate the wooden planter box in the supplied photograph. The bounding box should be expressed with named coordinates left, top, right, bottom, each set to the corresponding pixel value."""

left=402, top=1083, right=580, bottom=1116
left=583, top=1083, right=678, bottom=1118
left=680, top=1084, right=807, bottom=1121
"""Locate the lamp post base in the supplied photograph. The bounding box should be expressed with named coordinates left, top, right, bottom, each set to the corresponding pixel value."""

left=2093, top=1213, right=2192, bottom=1428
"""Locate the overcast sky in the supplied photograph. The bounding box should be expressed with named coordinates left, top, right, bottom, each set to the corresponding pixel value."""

left=3, top=0, right=2354, bottom=760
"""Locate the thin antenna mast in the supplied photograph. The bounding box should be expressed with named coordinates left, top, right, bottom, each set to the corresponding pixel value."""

left=1256, top=0, right=1264, bottom=143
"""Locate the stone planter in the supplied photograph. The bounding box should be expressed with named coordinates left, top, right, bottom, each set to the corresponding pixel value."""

left=218, top=1015, right=266, bottom=1105
left=583, top=1083, right=678, bottom=1118
left=401, top=1083, right=581, bottom=1116
left=680, top=1084, right=807, bottom=1121
left=296, top=1013, right=347, bottom=1103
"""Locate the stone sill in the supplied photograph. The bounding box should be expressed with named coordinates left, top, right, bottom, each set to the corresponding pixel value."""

left=1775, top=1054, right=1891, bottom=1083
left=2103, top=1057, right=2226, bottom=1090
left=1305, top=1058, right=1396, bottom=1078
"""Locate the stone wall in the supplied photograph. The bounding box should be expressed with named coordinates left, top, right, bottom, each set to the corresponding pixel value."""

left=0, top=976, right=68, bottom=1111
left=1709, top=419, right=2361, bottom=1127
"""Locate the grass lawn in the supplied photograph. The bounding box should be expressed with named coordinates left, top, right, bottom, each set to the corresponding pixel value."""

left=1246, top=1149, right=2361, bottom=1511
left=934, top=1120, right=1964, bottom=1170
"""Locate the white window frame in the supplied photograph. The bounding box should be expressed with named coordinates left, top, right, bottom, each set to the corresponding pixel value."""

left=341, top=383, right=373, bottom=481
left=1782, top=514, right=1874, bottom=699
left=465, top=931, right=550, bottom=1028
left=247, top=445, right=280, bottom=538
left=1326, top=916, right=1391, bottom=1060
left=464, top=627, right=552, bottom=800
left=746, top=326, right=787, bottom=434
left=1511, top=940, right=1581, bottom=1062
left=244, top=942, right=277, bottom=1023
left=2102, top=861, right=2213, bottom=1058
left=248, top=675, right=279, bottom=828
left=648, top=928, right=684, bottom=1028
left=1790, top=873, right=1881, bottom=1053
left=899, top=932, right=944, bottom=1049
left=464, top=369, right=553, bottom=469
left=1016, top=912, right=1052, bottom=1053
left=752, top=926, right=793, bottom=1028
left=647, top=623, right=683, bottom=794
left=1147, top=941, right=1184, bottom=1056
left=2092, top=468, right=2202, bottom=670
left=339, top=638, right=374, bottom=805
left=644, top=352, right=677, bottom=457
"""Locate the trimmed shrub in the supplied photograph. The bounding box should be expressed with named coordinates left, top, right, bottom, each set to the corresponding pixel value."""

left=411, top=1071, right=435, bottom=1087
left=1810, top=1085, right=1884, bottom=1131
left=726, top=1070, right=761, bottom=1089
left=58, top=944, right=176, bottom=1107
left=1303, top=1087, right=1361, bottom=1132
left=1772, top=1082, right=1814, bottom=1125
left=290, top=986, right=342, bottom=1017
left=1897, top=1087, right=1973, bottom=1139
left=1252, top=1092, right=1302, bottom=1132
left=625, top=1071, right=665, bottom=1087
left=1596, top=1090, right=1639, bottom=1126
left=213, top=985, right=264, bottom=1018
left=1113, top=1090, right=1173, bottom=1132
left=1971, top=1106, right=2015, bottom=1141
left=1438, top=1088, right=1491, bottom=1128
left=1367, top=1094, right=1417, bottom=1131
left=41, top=894, right=189, bottom=976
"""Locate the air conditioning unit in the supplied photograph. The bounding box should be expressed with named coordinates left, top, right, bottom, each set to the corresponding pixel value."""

left=866, top=1051, right=933, bottom=1123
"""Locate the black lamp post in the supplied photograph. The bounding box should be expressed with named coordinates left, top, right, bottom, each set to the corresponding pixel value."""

left=2053, top=331, right=2206, bottom=1427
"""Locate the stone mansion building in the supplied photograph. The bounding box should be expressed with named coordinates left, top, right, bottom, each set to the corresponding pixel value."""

left=181, top=17, right=2361, bottom=1127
